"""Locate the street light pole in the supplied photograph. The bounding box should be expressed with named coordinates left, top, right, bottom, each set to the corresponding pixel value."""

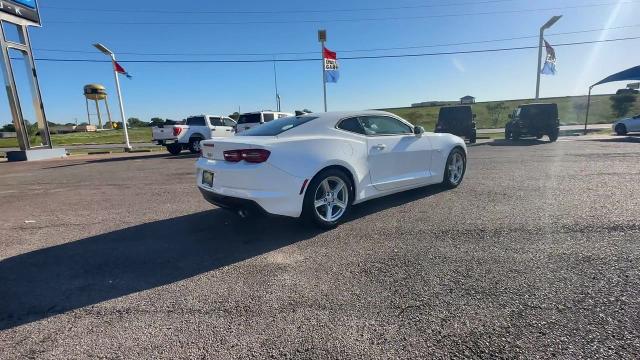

left=535, top=15, right=562, bottom=100
left=93, top=43, right=132, bottom=151
left=318, top=29, right=327, bottom=112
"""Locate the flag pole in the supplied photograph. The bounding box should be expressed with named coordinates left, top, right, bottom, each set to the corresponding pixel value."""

left=321, top=40, right=327, bottom=112
left=111, top=54, right=131, bottom=151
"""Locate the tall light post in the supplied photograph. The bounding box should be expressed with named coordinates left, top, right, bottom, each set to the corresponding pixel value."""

left=535, top=15, right=562, bottom=100
left=93, top=43, right=132, bottom=151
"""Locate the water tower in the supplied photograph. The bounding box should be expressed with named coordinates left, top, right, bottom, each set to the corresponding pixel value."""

left=84, top=84, right=112, bottom=129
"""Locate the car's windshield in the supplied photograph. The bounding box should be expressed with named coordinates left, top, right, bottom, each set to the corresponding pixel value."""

left=237, top=115, right=317, bottom=136
left=237, top=113, right=262, bottom=124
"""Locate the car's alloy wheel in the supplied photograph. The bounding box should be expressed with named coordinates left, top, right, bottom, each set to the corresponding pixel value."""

left=314, top=176, right=348, bottom=222
left=442, top=148, right=466, bottom=189
left=303, top=169, right=352, bottom=229
left=189, top=138, right=202, bottom=154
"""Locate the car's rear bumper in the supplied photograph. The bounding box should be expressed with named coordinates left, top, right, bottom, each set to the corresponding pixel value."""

left=195, top=157, right=306, bottom=218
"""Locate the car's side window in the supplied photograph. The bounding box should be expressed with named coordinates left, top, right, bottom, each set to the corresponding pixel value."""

left=223, top=118, right=236, bottom=126
left=337, top=117, right=366, bottom=135
left=360, top=116, right=413, bottom=136
left=263, top=113, right=275, bottom=122
left=209, top=117, right=224, bottom=126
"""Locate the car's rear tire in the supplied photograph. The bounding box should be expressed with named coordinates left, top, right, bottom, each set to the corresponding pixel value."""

left=442, top=148, right=466, bottom=189
left=188, top=137, right=203, bottom=154
left=615, top=124, right=628, bottom=136
left=303, top=169, right=352, bottom=229
left=166, top=143, right=182, bottom=155
left=548, top=129, right=559, bottom=142
left=469, top=130, right=477, bottom=144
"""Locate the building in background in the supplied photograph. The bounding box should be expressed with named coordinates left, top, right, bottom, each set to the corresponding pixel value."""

left=460, top=95, right=476, bottom=105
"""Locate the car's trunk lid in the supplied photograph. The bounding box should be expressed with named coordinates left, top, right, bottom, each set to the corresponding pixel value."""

left=201, top=136, right=276, bottom=161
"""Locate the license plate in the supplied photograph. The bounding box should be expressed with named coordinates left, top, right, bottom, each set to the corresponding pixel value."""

left=202, top=170, right=214, bottom=187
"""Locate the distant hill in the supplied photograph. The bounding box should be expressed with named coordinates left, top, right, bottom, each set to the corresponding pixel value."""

left=383, top=94, right=639, bottom=130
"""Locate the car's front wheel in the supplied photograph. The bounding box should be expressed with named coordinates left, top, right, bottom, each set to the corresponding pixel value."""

left=442, top=148, right=466, bottom=189
left=615, top=123, right=628, bottom=136
left=303, top=169, right=352, bottom=229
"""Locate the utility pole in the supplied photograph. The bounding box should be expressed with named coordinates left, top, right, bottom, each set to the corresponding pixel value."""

left=273, top=59, right=281, bottom=112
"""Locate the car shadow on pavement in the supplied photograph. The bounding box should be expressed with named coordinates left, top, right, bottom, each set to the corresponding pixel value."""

left=587, top=135, right=640, bottom=143
left=486, top=139, right=550, bottom=147
left=0, top=183, right=446, bottom=331
left=0, top=209, right=320, bottom=330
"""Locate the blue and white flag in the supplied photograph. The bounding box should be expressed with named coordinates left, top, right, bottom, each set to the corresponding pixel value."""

left=541, top=40, right=557, bottom=76
left=323, top=47, right=339, bottom=83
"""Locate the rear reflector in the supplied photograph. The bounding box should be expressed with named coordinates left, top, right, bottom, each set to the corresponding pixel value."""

left=299, top=179, right=309, bottom=195
left=223, top=149, right=271, bottom=163
left=173, top=127, right=182, bottom=136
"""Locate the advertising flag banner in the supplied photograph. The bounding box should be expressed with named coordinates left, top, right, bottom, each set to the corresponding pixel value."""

left=541, top=40, right=557, bottom=76
left=323, top=47, right=339, bottom=83
left=113, top=61, right=133, bottom=79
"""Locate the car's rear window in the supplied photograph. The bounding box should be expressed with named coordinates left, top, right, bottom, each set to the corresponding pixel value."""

left=186, top=116, right=206, bottom=126
left=237, top=113, right=261, bottom=124
left=438, top=107, right=472, bottom=124
left=237, top=116, right=317, bottom=136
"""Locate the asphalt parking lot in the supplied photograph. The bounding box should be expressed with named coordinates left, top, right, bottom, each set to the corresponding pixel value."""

left=1, top=137, right=639, bottom=359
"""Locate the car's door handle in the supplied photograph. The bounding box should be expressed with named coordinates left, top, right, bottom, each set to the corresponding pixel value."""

left=225, top=129, right=231, bottom=131
left=374, top=144, right=386, bottom=150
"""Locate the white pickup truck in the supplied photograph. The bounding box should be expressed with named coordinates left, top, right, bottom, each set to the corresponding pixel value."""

left=152, top=115, right=237, bottom=155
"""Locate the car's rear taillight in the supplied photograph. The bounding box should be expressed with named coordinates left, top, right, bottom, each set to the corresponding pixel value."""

left=223, top=149, right=270, bottom=163
left=173, top=127, right=182, bottom=136
left=242, top=149, right=271, bottom=163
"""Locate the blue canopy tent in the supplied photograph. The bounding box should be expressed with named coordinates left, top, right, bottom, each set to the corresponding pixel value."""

left=584, top=65, right=640, bottom=134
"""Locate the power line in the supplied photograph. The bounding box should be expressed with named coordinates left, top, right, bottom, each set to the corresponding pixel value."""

left=32, top=24, right=640, bottom=57
left=44, top=1, right=640, bottom=25
left=41, top=0, right=519, bottom=15
left=30, top=36, right=640, bottom=64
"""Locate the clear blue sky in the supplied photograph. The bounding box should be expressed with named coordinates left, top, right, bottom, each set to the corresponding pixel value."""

left=1, top=0, right=640, bottom=125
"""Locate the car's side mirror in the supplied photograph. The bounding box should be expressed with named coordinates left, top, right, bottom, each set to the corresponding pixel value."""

left=414, top=126, right=425, bottom=136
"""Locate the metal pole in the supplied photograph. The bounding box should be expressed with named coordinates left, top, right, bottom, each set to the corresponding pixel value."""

left=0, top=25, right=29, bottom=150
left=321, top=41, right=327, bottom=112
left=583, top=86, right=593, bottom=135
left=94, top=99, right=103, bottom=129
left=273, top=59, right=281, bottom=112
left=104, top=97, right=113, bottom=128
left=535, top=28, right=544, bottom=100
left=85, top=98, right=91, bottom=125
left=110, top=54, right=131, bottom=150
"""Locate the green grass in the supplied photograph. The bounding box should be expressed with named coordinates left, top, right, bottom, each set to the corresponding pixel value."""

left=0, top=128, right=151, bottom=149
left=383, top=94, right=640, bottom=130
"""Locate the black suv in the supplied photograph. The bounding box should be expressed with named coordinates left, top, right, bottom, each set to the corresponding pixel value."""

left=434, top=105, right=477, bottom=143
left=505, top=103, right=559, bottom=142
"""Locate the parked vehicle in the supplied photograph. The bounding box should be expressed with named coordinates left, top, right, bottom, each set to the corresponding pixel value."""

left=505, top=103, right=559, bottom=142
left=434, top=105, right=477, bottom=143
left=235, top=111, right=293, bottom=134
left=613, top=113, right=640, bottom=135
left=616, top=88, right=639, bottom=95
left=152, top=115, right=236, bottom=155
left=196, top=111, right=467, bottom=229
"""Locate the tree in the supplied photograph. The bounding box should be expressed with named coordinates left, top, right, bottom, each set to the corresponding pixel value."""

left=229, top=112, right=240, bottom=121
left=610, top=94, right=637, bottom=118
left=1, top=123, right=16, bottom=132
left=127, top=117, right=149, bottom=128
left=486, top=102, right=508, bottom=127
left=572, top=101, right=588, bottom=122
left=149, top=117, right=165, bottom=126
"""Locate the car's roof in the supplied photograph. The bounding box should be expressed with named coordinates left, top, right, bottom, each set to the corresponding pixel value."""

left=309, top=110, right=397, bottom=119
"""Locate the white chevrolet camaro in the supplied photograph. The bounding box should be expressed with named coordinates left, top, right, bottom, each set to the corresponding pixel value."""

left=196, top=111, right=467, bottom=228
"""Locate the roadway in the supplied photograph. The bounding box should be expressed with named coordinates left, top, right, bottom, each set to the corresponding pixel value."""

left=1, top=137, right=638, bottom=358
